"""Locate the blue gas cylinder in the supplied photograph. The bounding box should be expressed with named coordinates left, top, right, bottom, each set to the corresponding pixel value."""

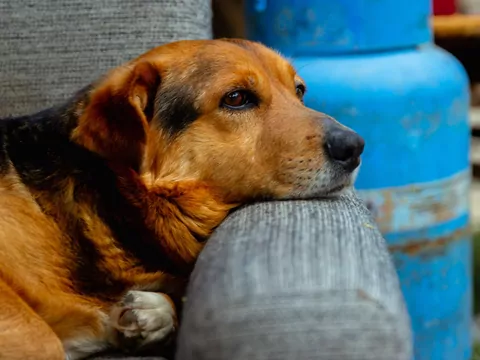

left=245, top=1, right=472, bottom=359
left=245, top=0, right=431, bottom=55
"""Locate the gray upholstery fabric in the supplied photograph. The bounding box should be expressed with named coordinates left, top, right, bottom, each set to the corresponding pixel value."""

left=91, top=358, right=167, bottom=360
left=177, top=190, right=413, bottom=360
left=0, top=0, right=212, bottom=117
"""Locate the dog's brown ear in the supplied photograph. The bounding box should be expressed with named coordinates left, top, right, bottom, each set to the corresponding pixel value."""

left=72, top=61, right=161, bottom=171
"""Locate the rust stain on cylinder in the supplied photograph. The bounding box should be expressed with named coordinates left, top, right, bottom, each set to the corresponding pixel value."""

left=388, top=227, right=470, bottom=255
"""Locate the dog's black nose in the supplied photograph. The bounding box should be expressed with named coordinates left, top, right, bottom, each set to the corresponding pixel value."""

left=324, top=119, right=365, bottom=171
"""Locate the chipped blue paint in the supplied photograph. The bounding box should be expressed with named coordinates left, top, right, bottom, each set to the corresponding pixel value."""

left=244, top=0, right=472, bottom=359
left=388, top=215, right=472, bottom=360
left=357, top=170, right=470, bottom=234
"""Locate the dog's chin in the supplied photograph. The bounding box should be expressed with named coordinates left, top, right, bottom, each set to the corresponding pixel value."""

left=313, top=184, right=348, bottom=199
left=350, top=163, right=361, bottom=184
left=279, top=161, right=361, bottom=200
left=309, top=163, right=361, bottom=199
left=289, top=181, right=348, bottom=200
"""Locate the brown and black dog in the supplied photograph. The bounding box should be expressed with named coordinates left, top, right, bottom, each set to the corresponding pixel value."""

left=0, top=39, right=364, bottom=360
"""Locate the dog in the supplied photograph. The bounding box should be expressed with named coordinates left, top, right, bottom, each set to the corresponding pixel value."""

left=0, top=39, right=364, bottom=360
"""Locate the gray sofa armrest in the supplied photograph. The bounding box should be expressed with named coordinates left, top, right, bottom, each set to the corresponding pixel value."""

left=0, top=0, right=212, bottom=118
left=176, top=191, right=413, bottom=360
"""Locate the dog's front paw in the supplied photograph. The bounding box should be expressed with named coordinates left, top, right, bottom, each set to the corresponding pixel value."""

left=110, top=290, right=177, bottom=352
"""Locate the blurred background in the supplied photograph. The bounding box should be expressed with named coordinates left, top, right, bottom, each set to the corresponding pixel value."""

left=212, top=0, right=480, bottom=359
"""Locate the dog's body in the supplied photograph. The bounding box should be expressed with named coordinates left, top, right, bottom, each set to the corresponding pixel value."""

left=0, top=39, right=364, bottom=360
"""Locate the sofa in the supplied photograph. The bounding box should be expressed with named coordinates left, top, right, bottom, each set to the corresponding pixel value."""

left=0, top=1, right=413, bottom=359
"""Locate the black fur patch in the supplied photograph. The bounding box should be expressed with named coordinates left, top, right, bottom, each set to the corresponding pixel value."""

left=0, top=122, right=9, bottom=175
left=155, top=83, right=200, bottom=135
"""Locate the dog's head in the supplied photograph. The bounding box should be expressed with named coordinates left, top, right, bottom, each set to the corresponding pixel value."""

left=73, top=39, right=364, bottom=203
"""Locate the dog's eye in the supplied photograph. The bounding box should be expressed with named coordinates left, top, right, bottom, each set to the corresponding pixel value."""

left=221, top=90, right=256, bottom=110
left=296, top=84, right=306, bottom=99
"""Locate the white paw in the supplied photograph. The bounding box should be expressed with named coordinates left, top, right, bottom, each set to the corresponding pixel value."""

left=110, top=290, right=177, bottom=351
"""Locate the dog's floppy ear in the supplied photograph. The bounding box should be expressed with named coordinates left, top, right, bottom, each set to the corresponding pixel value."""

left=72, top=61, right=161, bottom=171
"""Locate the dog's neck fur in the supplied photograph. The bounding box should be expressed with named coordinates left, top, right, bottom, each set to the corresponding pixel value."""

left=0, top=90, right=232, bottom=299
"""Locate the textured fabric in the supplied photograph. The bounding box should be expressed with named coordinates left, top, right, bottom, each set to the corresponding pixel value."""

left=177, top=190, right=413, bottom=360
left=91, top=357, right=167, bottom=360
left=0, top=0, right=212, bottom=117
